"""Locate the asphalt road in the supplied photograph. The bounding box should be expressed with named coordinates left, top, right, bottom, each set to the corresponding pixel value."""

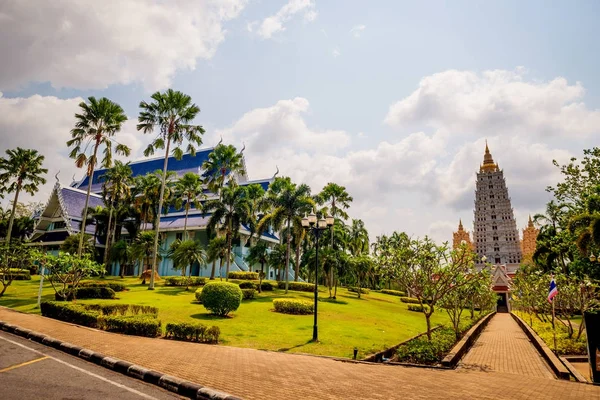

left=0, top=330, right=184, bottom=400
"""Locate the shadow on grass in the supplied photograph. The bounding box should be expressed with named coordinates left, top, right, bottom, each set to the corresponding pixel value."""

left=277, top=338, right=315, bottom=353
left=154, top=287, right=195, bottom=296
left=189, top=312, right=233, bottom=321
left=0, top=297, right=38, bottom=309
left=318, top=298, right=348, bottom=305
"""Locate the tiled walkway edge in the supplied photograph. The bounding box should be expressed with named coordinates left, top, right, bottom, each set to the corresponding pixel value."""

left=441, top=312, right=496, bottom=367
left=0, top=320, right=242, bottom=400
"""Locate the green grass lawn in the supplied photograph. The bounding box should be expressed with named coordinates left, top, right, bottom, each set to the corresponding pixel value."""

left=0, top=276, right=456, bottom=359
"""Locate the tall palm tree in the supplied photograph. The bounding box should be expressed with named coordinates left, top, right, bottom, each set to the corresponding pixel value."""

left=137, top=89, right=204, bottom=290
left=347, top=219, right=370, bottom=256
left=170, top=239, right=208, bottom=278
left=205, top=184, right=250, bottom=281
left=110, top=239, right=130, bottom=278
left=207, top=236, right=228, bottom=280
left=100, top=161, right=133, bottom=266
left=246, top=240, right=269, bottom=292
left=268, top=244, right=288, bottom=282
left=130, top=231, right=161, bottom=284
left=0, top=148, right=47, bottom=243
left=202, top=143, right=245, bottom=198
left=82, top=205, right=109, bottom=251
left=67, top=97, right=130, bottom=257
left=174, top=172, right=205, bottom=240
left=259, top=178, right=314, bottom=293
left=133, top=170, right=177, bottom=230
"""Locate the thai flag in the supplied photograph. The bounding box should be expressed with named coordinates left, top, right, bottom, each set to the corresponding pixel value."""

left=547, top=277, right=558, bottom=303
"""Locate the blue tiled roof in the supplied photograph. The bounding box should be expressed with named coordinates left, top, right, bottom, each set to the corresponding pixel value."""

left=61, top=187, right=104, bottom=219
left=75, top=148, right=214, bottom=189
left=241, top=179, right=272, bottom=191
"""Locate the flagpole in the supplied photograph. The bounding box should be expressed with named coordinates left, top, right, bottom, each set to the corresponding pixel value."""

left=551, top=297, right=557, bottom=354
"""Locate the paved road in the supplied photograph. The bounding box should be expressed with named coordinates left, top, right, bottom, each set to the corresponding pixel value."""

left=0, top=331, right=183, bottom=400
left=459, top=313, right=555, bottom=378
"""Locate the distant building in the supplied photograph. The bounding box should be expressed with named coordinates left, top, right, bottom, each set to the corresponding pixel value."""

left=521, top=215, right=539, bottom=265
left=30, top=147, right=287, bottom=280
left=452, top=219, right=474, bottom=251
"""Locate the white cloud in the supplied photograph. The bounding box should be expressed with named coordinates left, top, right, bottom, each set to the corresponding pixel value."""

left=350, top=24, right=366, bottom=38
left=384, top=68, right=600, bottom=138
left=249, top=0, right=317, bottom=39
left=332, top=47, right=341, bottom=58
left=0, top=0, right=247, bottom=91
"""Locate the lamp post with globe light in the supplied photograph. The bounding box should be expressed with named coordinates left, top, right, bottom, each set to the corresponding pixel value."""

left=301, top=212, right=334, bottom=342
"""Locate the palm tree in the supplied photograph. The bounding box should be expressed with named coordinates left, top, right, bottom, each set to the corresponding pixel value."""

left=0, top=148, right=48, bottom=243
left=202, top=143, right=245, bottom=198
left=174, top=172, right=205, bottom=240
left=100, top=161, right=133, bottom=266
left=268, top=244, right=288, bottom=282
left=205, top=184, right=250, bottom=281
left=170, top=239, right=208, bottom=279
left=568, top=193, right=600, bottom=256
left=137, top=89, right=204, bottom=290
left=130, top=231, right=161, bottom=284
left=207, top=236, right=228, bottom=280
left=259, top=178, right=314, bottom=293
left=347, top=219, right=370, bottom=256
left=110, top=239, right=130, bottom=278
left=82, top=205, right=109, bottom=250
left=61, top=233, right=96, bottom=257
left=133, top=170, right=177, bottom=230
left=67, top=97, right=130, bottom=257
left=246, top=240, right=269, bottom=292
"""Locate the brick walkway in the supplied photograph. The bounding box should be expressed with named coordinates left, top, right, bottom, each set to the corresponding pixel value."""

left=1, top=308, right=599, bottom=400
left=459, top=313, right=555, bottom=378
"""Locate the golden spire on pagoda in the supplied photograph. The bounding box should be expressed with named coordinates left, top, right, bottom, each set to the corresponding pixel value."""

left=453, top=219, right=474, bottom=250
left=528, top=214, right=534, bottom=228
left=480, top=140, right=499, bottom=172
left=521, top=215, right=539, bottom=265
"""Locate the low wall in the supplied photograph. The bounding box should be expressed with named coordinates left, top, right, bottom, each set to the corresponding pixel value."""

left=510, top=313, right=571, bottom=380
left=362, top=325, right=443, bottom=362
left=441, top=312, right=495, bottom=368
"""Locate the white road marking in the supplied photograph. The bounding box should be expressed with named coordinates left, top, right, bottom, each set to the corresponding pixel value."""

left=0, top=334, right=161, bottom=400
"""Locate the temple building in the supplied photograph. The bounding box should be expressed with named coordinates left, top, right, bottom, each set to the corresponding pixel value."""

left=452, top=143, right=539, bottom=312
left=29, top=146, right=286, bottom=279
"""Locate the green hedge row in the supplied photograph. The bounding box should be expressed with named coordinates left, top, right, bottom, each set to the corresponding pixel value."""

left=380, top=289, right=406, bottom=297
left=407, top=304, right=430, bottom=312
left=396, top=327, right=456, bottom=364
left=228, top=271, right=259, bottom=280
left=55, top=287, right=116, bottom=301
left=273, top=299, right=314, bottom=315
left=164, top=276, right=206, bottom=287
left=0, top=268, right=31, bottom=280
left=102, top=315, right=161, bottom=337
left=165, top=322, right=220, bottom=343
left=83, top=303, right=158, bottom=317
left=195, top=288, right=203, bottom=302
left=277, top=281, right=314, bottom=292
left=77, top=281, right=127, bottom=292
left=400, top=297, right=420, bottom=304
left=237, top=281, right=276, bottom=291
left=40, top=301, right=99, bottom=327
left=348, top=287, right=370, bottom=294
left=242, top=288, right=256, bottom=300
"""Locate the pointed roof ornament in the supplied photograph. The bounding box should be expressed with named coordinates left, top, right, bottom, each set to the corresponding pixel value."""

left=528, top=214, right=534, bottom=228
left=272, top=165, right=279, bottom=179
left=55, top=170, right=60, bottom=182
left=217, top=136, right=223, bottom=146
left=480, top=140, right=499, bottom=172
left=458, top=219, right=464, bottom=230
left=240, top=142, right=245, bottom=155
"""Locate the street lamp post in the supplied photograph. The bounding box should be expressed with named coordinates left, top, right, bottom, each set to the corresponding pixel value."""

left=302, top=212, right=334, bottom=342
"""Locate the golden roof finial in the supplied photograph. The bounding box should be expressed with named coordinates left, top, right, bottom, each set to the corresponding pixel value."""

left=528, top=214, right=534, bottom=228
left=480, top=140, right=499, bottom=172
left=458, top=219, right=464, bottom=230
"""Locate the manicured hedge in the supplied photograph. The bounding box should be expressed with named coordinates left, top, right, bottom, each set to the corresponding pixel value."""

left=77, top=281, right=127, bottom=292
left=195, top=288, right=203, bottom=302
left=164, top=276, right=206, bottom=287
left=273, top=299, right=314, bottom=315
left=348, top=287, right=370, bottom=294
left=228, top=271, right=259, bottom=280
left=400, top=297, right=421, bottom=304
left=380, top=289, right=406, bottom=297
left=242, top=288, right=256, bottom=300
left=0, top=268, right=31, bottom=280
left=277, top=281, right=314, bottom=292
left=83, top=303, right=158, bottom=317
left=101, top=315, right=161, bottom=337
left=40, top=301, right=99, bottom=327
left=260, top=281, right=277, bottom=291
left=238, top=281, right=257, bottom=289
left=396, top=327, right=456, bottom=364
left=165, top=322, right=220, bottom=343
left=55, top=287, right=116, bottom=301
left=200, top=282, right=242, bottom=316
left=407, top=304, right=430, bottom=312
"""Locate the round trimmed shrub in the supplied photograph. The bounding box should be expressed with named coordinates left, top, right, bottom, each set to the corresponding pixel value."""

left=194, top=288, right=203, bottom=302
left=238, top=281, right=257, bottom=289
left=199, top=282, right=242, bottom=316
left=241, top=288, right=256, bottom=300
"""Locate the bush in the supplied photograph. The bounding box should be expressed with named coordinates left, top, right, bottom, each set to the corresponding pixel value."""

left=165, top=322, right=220, bottom=343
left=205, top=326, right=221, bottom=343
left=242, top=288, right=256, bottom=300
left=396, top=327, right=456, bottom=364
left=348, top=287, right=370, bottom=294
left=380, top=289, right=405, bottom=297
left=277, top=281, right=314, bottom=292
left=400, top=297, right=421, bottom=304
left=200, top=282, right=243, bottom=316
left=101, top=315, right=161, bottom=337
left=54, top=287, right=116, bottom=301
left=408, top=304, right=430, bottom=313
left=260, top=281, right=277, bottom=291
left=77, top=281, right=126, bottom=292
left=273, top=299, right=314, bottom=315
left=81, top=303, right=158, bottom=317
left=228, top=271, right=259, bottom=280
left=238, top=281, right=257, bottom=289
left=164, top=276, right=206, bottom=287
left=0, top=268, right=31, bottom=280
left=194, top=288, right=203, bottom=302
left=40, top=301, right=99, bottom=328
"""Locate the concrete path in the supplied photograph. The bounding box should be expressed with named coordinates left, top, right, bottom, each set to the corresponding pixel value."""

left=460, top=313, right=555, bottom=378
left=1, top=308, right=599, bottom=400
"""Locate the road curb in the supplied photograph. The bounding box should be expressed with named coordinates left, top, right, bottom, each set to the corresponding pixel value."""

left=0, top=319, right=242, bottom=400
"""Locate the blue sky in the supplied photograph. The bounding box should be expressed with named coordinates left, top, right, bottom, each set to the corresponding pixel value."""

left=1, top=0, right=599, bottom=242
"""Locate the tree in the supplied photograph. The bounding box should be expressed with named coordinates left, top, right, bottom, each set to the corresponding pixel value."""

left=61, top=233, right=96, bottom=258
left=110, top=239, right=130, bottom=278
left=205, top=184, right=250, bottom=282
left=246, top=240, right=269, bottom=292
left=350, top=255, right=373, bottom=299
left=207, top=236, right=228, bottom=280
left=568, top=193, right=600, bottom=257
left=40, top=252, right=104, bottom=301
left=170, top=239, right=208, bottom=280
left=259, top=178, right=314, bottom=293
left=268, top=244, right=287, bottom=282
left=0, top=148, right=47, bottom=243
left=174, top=172, right=205, bottom=240
left=0, top=241, right=34, bottom=296
left=137, top=89, right=204, bottom=290
left=130, top=231, right=161, bottom=284
left=100, top=161, right=133, bottom=267
left=202, top=144, right=245, bottom=198
left=67, top=97, right=130, bottom=257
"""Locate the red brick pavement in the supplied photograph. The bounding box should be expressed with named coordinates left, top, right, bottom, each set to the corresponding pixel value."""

left=460, top=313, right=555, bottom=378
left=0, top=307, right=598, bottom=400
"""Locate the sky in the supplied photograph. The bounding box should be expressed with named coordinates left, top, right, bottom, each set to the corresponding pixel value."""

left=1, top=0, right=599, bottom=243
